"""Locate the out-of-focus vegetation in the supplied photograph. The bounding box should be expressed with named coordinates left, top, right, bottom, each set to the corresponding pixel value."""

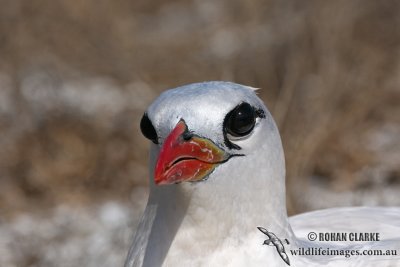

left=0, top=0, right=399, bottom=266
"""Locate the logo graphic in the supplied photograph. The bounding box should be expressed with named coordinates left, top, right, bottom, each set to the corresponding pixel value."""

left=257, top=227, right=291, bottom=266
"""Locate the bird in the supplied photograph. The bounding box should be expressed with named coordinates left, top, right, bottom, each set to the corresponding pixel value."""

left=257, top=227, right=291, bottom=265
left=124, top=81, right=400, bottom=267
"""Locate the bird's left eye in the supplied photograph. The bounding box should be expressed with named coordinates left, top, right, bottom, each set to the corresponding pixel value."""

left=224, top=102, right=256, bottom=138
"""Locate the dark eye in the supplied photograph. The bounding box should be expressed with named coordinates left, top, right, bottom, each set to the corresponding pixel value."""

left=140, top=113, right=158, bottom=144
left=225, top=102, right=256, bottom=137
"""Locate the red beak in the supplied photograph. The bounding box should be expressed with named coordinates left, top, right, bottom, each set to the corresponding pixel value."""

left=154, top=120, right=230, bottom=185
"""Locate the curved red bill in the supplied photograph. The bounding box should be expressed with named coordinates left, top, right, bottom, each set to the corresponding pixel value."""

left=154, top=120, right=230, bottom=185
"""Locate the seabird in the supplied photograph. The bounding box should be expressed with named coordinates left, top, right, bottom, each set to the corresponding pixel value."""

left=125, top=81, right=400, bottom=267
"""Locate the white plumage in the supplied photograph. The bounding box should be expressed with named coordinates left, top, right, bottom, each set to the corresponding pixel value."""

left=125, top=81, right=400, bottom=267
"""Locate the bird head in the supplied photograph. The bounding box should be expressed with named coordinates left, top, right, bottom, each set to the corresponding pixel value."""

left=140, top=81, right=284, bottom=186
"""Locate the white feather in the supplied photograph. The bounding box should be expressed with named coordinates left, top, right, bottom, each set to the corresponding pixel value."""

left=125, top=81, right=400, bottom=267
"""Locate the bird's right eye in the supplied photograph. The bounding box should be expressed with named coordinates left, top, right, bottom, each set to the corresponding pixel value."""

left=140, top=113, right=158, bottom=144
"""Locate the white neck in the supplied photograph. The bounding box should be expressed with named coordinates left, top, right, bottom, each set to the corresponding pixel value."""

left=179, top=139, right=291, bottom=239
left=136, top=132, right=294, bottom=266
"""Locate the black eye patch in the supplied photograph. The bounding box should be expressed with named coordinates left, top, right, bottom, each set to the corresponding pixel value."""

left=140, top=113, right=159, bottom=144
left=223, top=103, right=264, bottom=150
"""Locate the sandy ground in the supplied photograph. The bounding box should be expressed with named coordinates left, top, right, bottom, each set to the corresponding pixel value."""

left=0, top=187, right=147, bottom=267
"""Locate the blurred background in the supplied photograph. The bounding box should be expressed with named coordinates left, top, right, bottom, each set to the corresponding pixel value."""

left=0, top=0, right=399, bottom=266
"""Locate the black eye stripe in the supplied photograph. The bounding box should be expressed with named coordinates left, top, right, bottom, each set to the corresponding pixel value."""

left=227, top=103, right=255, bottom=137
left=140, top=113, right=159, bottom=144
left=255, top=108, right=266, bottom=119
left=223, top=103, right=264, bottom=150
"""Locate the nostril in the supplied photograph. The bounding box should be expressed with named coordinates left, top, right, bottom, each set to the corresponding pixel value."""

left=182, top=131, right=194, bottom=141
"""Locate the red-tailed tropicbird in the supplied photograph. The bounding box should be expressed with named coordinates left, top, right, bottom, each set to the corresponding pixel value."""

left=125, top=81, right=400, bottom=267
